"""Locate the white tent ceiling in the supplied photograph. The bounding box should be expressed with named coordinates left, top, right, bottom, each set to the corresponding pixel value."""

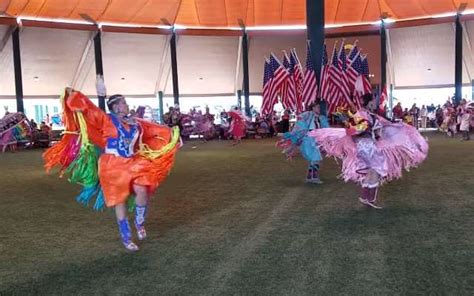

left=0, top=21, right=473, bottom=99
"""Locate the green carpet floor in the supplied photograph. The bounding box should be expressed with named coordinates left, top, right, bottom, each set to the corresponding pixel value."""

left=0, top=133, right=473, bottom=295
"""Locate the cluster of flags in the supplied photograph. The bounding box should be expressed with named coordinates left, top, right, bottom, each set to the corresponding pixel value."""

left=261, top=40, right=374, bottom=115
left=323, top=40, right=373, bottom=113
left=261, top=43, right=315, bottom=115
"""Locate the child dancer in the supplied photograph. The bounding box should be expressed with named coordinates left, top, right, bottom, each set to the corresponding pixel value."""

left=278, top=101, right=329, bottom=184
left=309, top=94, right=428, bottom=208
left=44, top=85, right=180, bottom=251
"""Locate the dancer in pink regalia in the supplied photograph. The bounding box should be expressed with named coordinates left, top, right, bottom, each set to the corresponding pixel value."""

left=227, top=107, right=248, bottom=145
left=309, top=94, right=428, bottom=209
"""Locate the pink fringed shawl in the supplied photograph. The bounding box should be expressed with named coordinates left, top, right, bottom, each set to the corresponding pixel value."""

left=309, top=111, right=428, bottom=185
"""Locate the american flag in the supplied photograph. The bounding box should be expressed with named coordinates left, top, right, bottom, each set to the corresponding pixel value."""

left=290, top=49, right=304, bottom=113
left=302, top=41, right=318, bottom=109
left=281, top=52, right=297, bottom=111
left=347, top=41, right=359, bottom=60
left=261, top=58, right=274, bottom=115
left=352, top=54, right=363, bottom=74
left=361, top=55, right=372, bottom=94
left=261, top=53, right=289, bottom=115
left=337, top=41, right=352, bottom=107
left=328, top=42, right=341, bottom=88
left=361, top=54, right=370, bottom=77
left=319, top=44, right=330, bottom=100
left=351, top=54, right=364, bottom=110
left=346, top=46, right=360, bottom=87
left=346, top=45, right=362, bottom=109
left=269, top=53, right=289, bottom=95
left=327, top=42, right=342, bottom=113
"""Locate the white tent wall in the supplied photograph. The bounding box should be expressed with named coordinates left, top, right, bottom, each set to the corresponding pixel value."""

left=248, top=33, right=306, bottom=94
left=0, top=25, right=15, bottom=96
left=20, top=27, right=89, bottom=96
left=1, top=22, right=474, bottom=117
left=247, top=33, right=381, bottom=94
left=462, top=19, right=474, bottom=96
left=164, top=35, right=240, bottom=95
left=389, top=23, right=465, bottom=88
left=80, top=32, right=168, bottom=96
left=462, top=22, right=474, bottom=85
left=390, top=22, right=474, bottom=106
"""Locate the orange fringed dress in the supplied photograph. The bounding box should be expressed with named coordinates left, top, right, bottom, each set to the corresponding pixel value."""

left=45, top=91, right=179, bottom=207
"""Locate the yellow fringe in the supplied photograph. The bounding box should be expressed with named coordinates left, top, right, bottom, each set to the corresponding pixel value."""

left=138, top=126, right=180, bottom=160
left=76, top=112, right=90, bottom=145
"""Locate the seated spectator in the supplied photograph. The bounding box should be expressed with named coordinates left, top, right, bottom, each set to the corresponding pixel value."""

left=40, top=121, right=51, bottom=133
left=280, top=110, right=290, bottom=133
left=29, top=119, right=38, bottom=130
left=393, top=102, right=403, bottom=120
left=403, top=108, right=413, bottom=125
left=37, top=122, right=51, bottom=148
left=256, top=120, right=270, bottom=138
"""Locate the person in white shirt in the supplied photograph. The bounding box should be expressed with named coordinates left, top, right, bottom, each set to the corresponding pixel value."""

left=458, top=99, right=472, bottom=141
left=420, top=105, right=428, bottom=129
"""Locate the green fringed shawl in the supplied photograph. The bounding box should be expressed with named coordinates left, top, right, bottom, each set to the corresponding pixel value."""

left=66, top=112, right=105, bottom=211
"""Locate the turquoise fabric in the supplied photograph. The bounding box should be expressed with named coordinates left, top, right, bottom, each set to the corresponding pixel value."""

left=282, top=111, right=328, bottom=162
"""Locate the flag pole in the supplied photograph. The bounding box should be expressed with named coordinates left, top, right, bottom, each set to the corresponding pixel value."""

left=347, top=39, right=358, bottom=58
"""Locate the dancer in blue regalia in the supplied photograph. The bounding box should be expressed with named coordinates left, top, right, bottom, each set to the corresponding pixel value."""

left=277, top=101, right=329, bottom=184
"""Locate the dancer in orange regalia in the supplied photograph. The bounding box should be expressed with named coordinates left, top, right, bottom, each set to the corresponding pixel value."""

left=44, top=80, right=180, bottom=251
